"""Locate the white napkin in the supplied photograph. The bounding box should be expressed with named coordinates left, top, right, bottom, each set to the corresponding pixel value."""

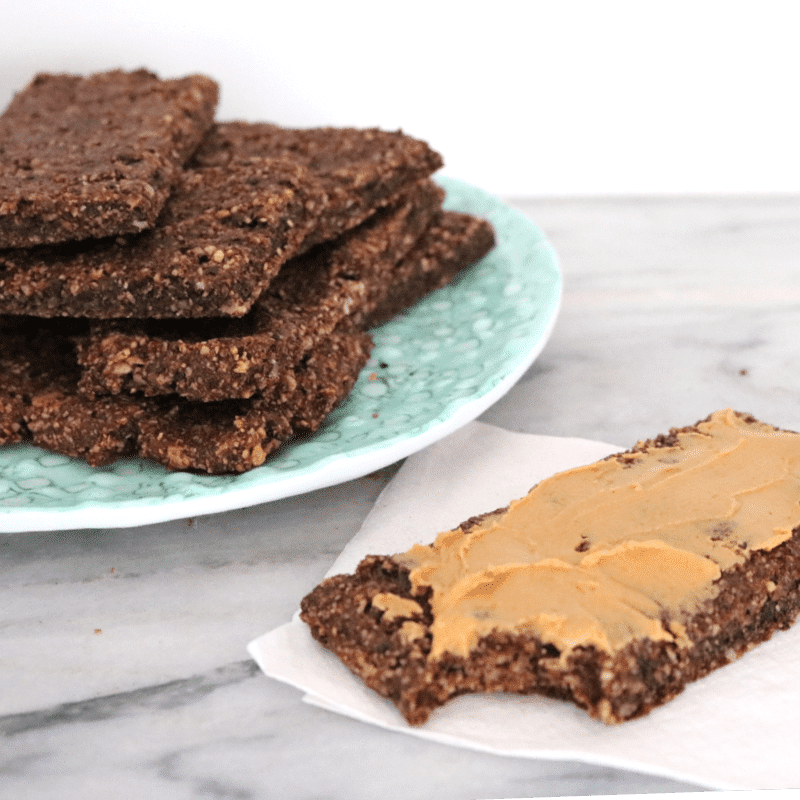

left=248, top=421, right=800, bottom=791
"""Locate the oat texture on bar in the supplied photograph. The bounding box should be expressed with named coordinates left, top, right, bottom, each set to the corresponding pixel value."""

left=0, top=69, right=219, bottom=248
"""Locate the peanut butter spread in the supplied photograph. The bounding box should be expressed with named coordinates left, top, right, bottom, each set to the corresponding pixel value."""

left=391, top=409, right=800, bottom=660
left=372, top=593, right=424, bottom=620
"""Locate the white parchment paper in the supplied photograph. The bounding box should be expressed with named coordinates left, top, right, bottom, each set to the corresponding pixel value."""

left=248, top=421, right=800, bottom=791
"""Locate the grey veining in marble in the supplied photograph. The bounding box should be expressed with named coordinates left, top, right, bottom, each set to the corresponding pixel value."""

left=5, top=194, right=800, bottom=798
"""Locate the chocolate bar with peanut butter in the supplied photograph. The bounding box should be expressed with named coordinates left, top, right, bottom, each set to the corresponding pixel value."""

left=301, top=410, right=800, bottom=725
left=0, top=69, right=219, bottom=248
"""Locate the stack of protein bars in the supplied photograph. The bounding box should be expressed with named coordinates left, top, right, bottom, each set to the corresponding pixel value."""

left=0, top=69, right=494, bottom=473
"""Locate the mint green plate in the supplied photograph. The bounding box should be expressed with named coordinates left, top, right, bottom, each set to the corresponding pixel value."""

left=0, top=178, right=561, bottom=533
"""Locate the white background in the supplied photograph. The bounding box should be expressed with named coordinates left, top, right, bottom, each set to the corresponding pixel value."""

left=2, top=0, right=798, bottom=197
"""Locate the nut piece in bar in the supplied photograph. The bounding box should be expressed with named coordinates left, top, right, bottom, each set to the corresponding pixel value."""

left=75, top=180, right=447, bottom=400
left=301, top=410, right=800, bottom=725
left=0, top=69, right=219, bottom=248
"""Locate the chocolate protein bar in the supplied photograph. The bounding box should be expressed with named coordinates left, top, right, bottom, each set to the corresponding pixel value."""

left=191, top=122, right=444, bottom=249
left=0, top=69, right=219, bottom=248
left=74, top=181, right=446, bottom=400
left=74, top=204, right=494, bottom=402
left=301, top=410, right=800, bottom=725
left=0, top=157, right=324, bottom=318
left=0, top=206, right=494, bottom=469
left=5, top=318, right=371, bottom=473
left=137, top=324, right=372, bottom=473
left=0, top=134, right=444, bottom=320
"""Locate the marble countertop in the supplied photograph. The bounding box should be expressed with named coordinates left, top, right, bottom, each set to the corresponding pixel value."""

left=4, top=194, right=800, bottom=799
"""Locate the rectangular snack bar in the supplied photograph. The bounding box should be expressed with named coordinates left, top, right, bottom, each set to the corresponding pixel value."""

left=0, top=129, right=444, bottom=320
left=6, top=317, right=371, bottom=474
left=74, top=180, right=446, bottom=400
left=190, top=122, right=444, bottom=249
left=0, top=69, right=219, bottom=248
left=0, top=157, right=323, bottom=319
left=137, top=324, right=372, bottom=473
left=73, top=205, right=494, bottom=402
left=300, top=410, right=800, bottom=725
